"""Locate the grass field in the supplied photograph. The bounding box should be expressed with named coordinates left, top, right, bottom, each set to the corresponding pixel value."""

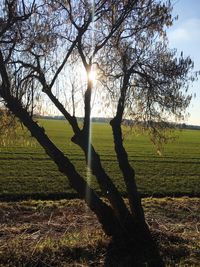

left=0, top=119, right=200, bottom=200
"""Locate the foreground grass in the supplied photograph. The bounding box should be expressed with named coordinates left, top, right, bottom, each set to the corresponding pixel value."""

left=0, top=120, right=200, bottom=199
left=0, top=198, right=199, bottom=266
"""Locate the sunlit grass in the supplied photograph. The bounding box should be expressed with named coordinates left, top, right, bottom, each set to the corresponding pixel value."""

left=0, top=119, right=199, bottom=200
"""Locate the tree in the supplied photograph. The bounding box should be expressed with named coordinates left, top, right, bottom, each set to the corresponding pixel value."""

left=0, top=0, right=196, bottom=265
left=0, top=108, right=17, bottom=145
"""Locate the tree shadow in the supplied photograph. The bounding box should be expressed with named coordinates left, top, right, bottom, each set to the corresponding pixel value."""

left=103, top=230, right=193, bottom=267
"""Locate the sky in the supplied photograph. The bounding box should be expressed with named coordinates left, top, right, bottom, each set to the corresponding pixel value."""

left=167, top=0, right=200, bottom=125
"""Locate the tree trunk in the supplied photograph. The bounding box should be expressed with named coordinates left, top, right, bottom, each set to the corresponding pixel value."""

left=46, top=88, right=131, bottom=224
left=110, top=117, right=145, bottom=222
left=105, top=222, right=165, bottom=267
left=109, top=118, right=164, bottom=266
left=72, top=131, right=132, bottom=224
left=1, top=93, right=125, bottom=237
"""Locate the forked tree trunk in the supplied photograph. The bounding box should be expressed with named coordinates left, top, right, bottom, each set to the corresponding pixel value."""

left=46, top=90, right=131, bottom=221
left=0, top=50, right=165, bottom=265
left=2, top=95, right=165, bottom=266
left=2, top=93, right=123, bottom=237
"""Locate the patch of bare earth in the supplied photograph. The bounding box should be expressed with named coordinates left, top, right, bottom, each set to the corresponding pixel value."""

left=0, top=198, right=199, bottom=266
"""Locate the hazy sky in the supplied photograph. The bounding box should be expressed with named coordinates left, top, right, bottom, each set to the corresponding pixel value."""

left=167, top=0, right=200, bottom=125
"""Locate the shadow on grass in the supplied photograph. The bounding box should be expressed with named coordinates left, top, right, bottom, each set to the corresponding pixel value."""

left=0, top=231, right=198, bottom=267
left=0, top=244, right=106, bottom=267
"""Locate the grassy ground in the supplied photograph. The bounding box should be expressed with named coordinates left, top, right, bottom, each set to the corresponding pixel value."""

left=0, top=119, right=199, bottom=199
left=0, top=197, right=199, bottom=266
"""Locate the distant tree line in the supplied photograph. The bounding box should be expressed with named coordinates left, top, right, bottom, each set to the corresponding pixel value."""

left=36, top=115, right=200, bottom=129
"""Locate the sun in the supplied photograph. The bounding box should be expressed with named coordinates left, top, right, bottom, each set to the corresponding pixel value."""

left=88, top=69, right=97, bottom=84
left=80, top=66, right=97, bottom=86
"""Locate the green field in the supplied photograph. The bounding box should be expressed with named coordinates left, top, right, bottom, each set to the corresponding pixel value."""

left=0, top=119, right=200, bottom=200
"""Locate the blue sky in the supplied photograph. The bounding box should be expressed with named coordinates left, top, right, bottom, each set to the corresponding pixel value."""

left=167, top=0, right=200, bottom=125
